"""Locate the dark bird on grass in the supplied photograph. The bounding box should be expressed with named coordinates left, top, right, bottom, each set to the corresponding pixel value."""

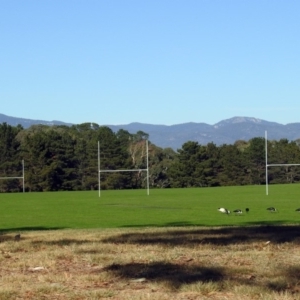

left=267, top=207, right=277, bottom=212
left=14, top=234, right=21, bottom=241
left=233, top=209, right=243, bottom=215
left=245, top=208, right=250, bottom=213
left=295, top=208, right=300, bottom=212
left=218, top=207, right=230, bottom=214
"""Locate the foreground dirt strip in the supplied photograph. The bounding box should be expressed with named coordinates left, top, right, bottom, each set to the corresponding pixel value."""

left=1, top=226, right=300, bottom=299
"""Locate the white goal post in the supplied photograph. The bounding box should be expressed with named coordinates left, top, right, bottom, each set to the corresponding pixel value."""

left=265, top=131, right=300, bottom=195
left=98, top=140, right=150, bottom=197
left=0, top=159, right=25, bottom=192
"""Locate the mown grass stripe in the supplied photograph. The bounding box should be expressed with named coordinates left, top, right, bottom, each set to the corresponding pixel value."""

left=0, top=184, right=300, bottom=231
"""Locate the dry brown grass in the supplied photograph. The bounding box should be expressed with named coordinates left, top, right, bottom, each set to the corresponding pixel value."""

left=1, top=226, right=300, bottom=299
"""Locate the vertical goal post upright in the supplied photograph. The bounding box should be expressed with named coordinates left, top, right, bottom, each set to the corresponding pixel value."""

left=0, top=159, right=25, bottom=192
left=265, top=131, right=300, bottom=195
left=98, top=140, right=150, bottom=197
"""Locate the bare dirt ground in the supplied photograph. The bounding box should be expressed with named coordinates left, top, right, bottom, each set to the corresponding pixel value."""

left=1, top=226, right=300, bottom=300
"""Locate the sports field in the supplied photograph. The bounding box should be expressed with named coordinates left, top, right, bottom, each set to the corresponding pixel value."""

left=1, top=184, right=300, bottom=231
left=1, top=185, right=300, bottom=299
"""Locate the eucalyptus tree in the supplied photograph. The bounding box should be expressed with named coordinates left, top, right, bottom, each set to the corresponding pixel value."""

left=146, top=145, right=177, bottom=188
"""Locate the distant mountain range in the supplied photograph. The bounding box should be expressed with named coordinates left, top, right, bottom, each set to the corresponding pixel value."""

left=1, top=113, right=300, bottom=150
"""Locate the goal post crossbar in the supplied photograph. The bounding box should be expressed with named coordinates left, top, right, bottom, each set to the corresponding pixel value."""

left=100, top=169, right=147, bottom=173
left=267, top=164, right=300, bottom=167
left=0, top=160, right=25, bottom=192
left=0, top=176, right=23, bottom=179
left=98, top=140, right=150, bottom=197
left=265, top=131, right=300, bottom=195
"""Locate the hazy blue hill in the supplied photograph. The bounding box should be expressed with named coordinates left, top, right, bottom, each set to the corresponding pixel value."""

left=1, top=113, right=300, bottom=150
left=0, top=113, right=72, bottom=128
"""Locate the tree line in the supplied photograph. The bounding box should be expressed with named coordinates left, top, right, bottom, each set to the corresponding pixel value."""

left=0, top=122, right=300, bottom=192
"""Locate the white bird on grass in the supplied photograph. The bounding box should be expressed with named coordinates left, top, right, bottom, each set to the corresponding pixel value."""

left=218, top=207, right=230, bottom=214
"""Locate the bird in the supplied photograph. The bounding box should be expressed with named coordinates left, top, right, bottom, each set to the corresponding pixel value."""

left=14, top=234, right=21, bottom=241
left=218, top=207, right=230, bottom=214
left=295, top=208, right=300, bottom=212
left=267, top=207, right=277, bottom=212
left=245, top=208, right=250, bottom=213
left=233, top=209, right=243, bottom=215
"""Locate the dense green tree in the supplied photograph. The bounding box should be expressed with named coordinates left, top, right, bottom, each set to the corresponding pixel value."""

left=218, top=144, right=248, bottom=186
left=0, top=123, right=23, bottom=192
left=147, top=145, right=176, bottom=188
left=267, top=139, right=300, bottom=184
left=244, top=137, right=266, bottom=184
left=2, top=122, right=300, bottom=192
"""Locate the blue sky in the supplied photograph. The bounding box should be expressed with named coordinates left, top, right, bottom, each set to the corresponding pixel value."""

left=1, top=1, right=299, bottom=125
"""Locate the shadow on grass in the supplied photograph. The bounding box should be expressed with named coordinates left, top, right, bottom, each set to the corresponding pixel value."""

left=31, top=238, right=94, bottom=246
left=101, top=261, right=300, bottom=294
left=265, top=265, right=300, bottom=293
left=102, top=224, right=300, bottom=246
left=103, top=262, right=224, bottom=290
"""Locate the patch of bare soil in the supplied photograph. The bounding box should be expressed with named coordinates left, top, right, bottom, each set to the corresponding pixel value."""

left=1, top=225, right=300, bottom=299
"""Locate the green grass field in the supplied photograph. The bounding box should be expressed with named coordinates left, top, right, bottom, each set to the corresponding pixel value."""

left=1, top=184, right=300, bottom=231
